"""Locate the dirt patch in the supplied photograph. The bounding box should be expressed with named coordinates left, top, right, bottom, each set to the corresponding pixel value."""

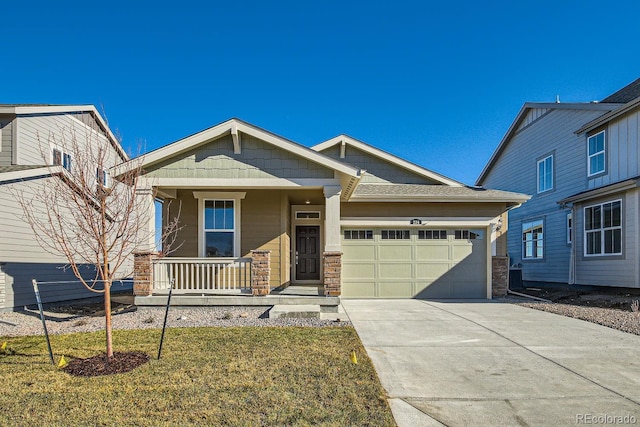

left=516, top=286, right=640, bottom=311
left=63, top=351, right=150, bottom=377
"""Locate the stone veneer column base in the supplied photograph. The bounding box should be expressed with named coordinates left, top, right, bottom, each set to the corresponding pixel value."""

left=492, top=256, right=509, bottom=298
left=251, top=250, right=271, bottom=296
left=134, top=252, right=158, bottom=296
left=323, top=251, right=342, bottom=296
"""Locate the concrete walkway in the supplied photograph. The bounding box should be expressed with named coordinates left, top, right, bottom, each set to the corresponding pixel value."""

left=342, top=299, right=640, bottom=426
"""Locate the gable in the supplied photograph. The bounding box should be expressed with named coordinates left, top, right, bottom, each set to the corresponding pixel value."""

left=516, top=108, right=550, bottom=132
left=145, top=133, right=335, bottom=180
left=318, top=143, right=440, bottom=184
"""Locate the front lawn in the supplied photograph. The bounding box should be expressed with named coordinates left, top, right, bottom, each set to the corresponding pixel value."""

left=0, top=326, right=395, bottom=426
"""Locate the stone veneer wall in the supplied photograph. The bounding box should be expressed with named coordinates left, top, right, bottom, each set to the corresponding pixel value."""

left=251, top=250, right=271, bottom=296
left=492, top=256, right=509, bottom=298
left=133, top=252, right=158, bottom=296
left=323, top=252, right=342, bottom=296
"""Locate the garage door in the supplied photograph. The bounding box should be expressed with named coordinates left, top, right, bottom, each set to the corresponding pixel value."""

left=341, top=228, right=487, bottom=298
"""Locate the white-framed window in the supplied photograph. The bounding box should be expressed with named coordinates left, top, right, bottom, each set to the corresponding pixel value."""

left=204, top=200, right=235, bottom=257
left=343, top=230, right=373, bottom=240
left=418, top=230, right=447, bottom=240
left=567, top=212, right=573, bottom=244
left=194, top=191, right=245, bottom=258
left=584, top=200, right=622, bottom=256
left=52, top=147, right=72, bottom=172
left=381, top=230, right=410, bottom=240
left=588, top=131, right=606, bottom=176
left=537, top=155, right=553, bottom=193
left=454, top=230, right=483, bottom=240
left=96, top=168, right=111, bottom=188
left=296, top=211, right=321, bottom=219
left=522, top=219, right=544, bottom=259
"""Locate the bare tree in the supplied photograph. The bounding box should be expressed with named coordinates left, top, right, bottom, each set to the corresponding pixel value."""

left=14, top=118, right=180, bottom=358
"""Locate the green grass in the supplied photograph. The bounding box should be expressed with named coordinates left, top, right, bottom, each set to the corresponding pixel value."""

left=0, top=327, right=395, bottom=426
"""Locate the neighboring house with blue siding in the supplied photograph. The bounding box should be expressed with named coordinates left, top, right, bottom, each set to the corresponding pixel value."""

left=477, top=78, right=640, bottom=289
left=0, top=105, right=129, bottom=311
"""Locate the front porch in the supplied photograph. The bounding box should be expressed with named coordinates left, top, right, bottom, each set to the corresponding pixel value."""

left=132, top=252, right=342, bottom=311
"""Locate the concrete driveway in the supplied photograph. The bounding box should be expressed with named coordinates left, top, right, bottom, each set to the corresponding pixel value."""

left=342, top=299, right=640, bottom=426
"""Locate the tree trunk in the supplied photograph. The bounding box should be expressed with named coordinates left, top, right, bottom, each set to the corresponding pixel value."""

left=105, top=280, right=113, bottom=358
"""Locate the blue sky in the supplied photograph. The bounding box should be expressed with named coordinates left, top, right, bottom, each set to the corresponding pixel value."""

left=3, top=1, right=639, bottom=184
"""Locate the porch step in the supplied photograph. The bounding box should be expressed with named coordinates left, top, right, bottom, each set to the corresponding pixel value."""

left=134, top=294, right=340, bottom=308
left=269, top=305, right=321, bottom=319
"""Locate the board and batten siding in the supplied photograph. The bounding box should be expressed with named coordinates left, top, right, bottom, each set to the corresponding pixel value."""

left=146, top=134, right=334, bottom=180
left=16, top=113, right=121, bottom=167
left=482, top=107, right=609, bottom=284
left=317, top=144, right=438, bottom=184
left=0, top=116, right=14, bottom=166
left=588, top=109, right=640, bottom=189
left=573, top=190, right=639, bottom=288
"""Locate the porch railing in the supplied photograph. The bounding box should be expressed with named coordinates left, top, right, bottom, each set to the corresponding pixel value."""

left=152, top=257, right=252, bottom=293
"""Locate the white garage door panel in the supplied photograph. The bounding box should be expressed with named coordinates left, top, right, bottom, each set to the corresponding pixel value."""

left=342, top=228, right=487, bottom=299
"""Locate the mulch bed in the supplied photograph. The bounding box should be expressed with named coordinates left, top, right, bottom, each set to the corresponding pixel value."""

left=63, top=351, right=150, bottom=377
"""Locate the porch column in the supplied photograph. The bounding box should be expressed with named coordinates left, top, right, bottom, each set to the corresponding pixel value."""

left=136, top=185, right=156, bottom=253
left=133, top=252, right=158, bottom=296
left=251, top=250, right=271, bottom=296
left=323, top=185, right=342, bottom=296
left=323, top=185, right=342, bottom=252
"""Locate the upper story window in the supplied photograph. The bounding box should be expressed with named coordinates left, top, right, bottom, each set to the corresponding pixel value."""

left=584, top=200, right=621, bottom=256
left=522, top=219, right=543, bottom=259
left=52, top=148, right=72, bottom=172
left=204, top=200, right=235, bottom=257
left=588, top=131, right=606, bottom=177
left=537, top=155, right=553, bottom=193
left=567, top=212, right=573, bottom=244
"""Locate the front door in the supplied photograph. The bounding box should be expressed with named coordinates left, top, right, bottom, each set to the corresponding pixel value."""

left=296, top=226, right=320, bottom=281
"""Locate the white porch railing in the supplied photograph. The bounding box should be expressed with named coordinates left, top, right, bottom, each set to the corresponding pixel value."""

left=152, top=257, right=252, bottom=293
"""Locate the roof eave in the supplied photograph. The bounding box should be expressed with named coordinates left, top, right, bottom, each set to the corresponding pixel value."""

left=575, top=97, right=640, bottom=135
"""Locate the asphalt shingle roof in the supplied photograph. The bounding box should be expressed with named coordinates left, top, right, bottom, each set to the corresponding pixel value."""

left=352, top=183, right=528, bottom=201
left=601, top=78, right=640, bottom=103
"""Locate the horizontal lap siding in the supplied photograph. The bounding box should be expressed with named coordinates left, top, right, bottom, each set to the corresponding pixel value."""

left=342, top=202, right=507, bottom=218
left=17, top=114, right=120, bottom=167
left=165, top=191, right=198, bottom=257
left=482, top=108, right=608, bottom=284
left=574, top=191, right=638, bottom=288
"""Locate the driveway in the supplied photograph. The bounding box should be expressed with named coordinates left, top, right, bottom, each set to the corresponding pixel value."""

left=342, top=299, right=640, bottom=426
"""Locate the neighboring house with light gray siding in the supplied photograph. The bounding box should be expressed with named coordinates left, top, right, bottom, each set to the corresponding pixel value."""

left=0, top=105, right=128, bottom=311
left=477, top=78, right=640, bottom=289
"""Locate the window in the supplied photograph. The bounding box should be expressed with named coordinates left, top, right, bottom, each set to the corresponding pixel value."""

left=418, top=230, right=447, bottom=240
left=522, top=220, right=544, bottom=259
left=537, top=155, right=553, bottom=193
left=381, top=230, right=410, bottom=240
left=52, top=148, right=72, bottom=172
left=584, top=200, right=621, bottom=256
left=588, top=131, right=606, bottom=176
left=343, top=230, right=373, bottom=240
left=96, top=168, right=111, bottom=188
left=454, top=230, right=483, bottom=240
left=567, top=212, right=572, bottom=244
left=204, top=200, right=235, bottom=257
left=296, top=211, right=320, bottom=219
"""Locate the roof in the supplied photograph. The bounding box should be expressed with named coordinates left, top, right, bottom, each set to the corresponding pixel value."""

left=0, top=104, right=128, bottom=162
left=557, top=176, right=640, bottom=205
left=114, top=118, right=361, bottom=180
left=476, top=102, right=619, bottom=186
left=575, top=96, right=640, bottom=135
left=350, top=183, right=530, bottom=205
left=0, top=165, right=47, bottom=173
left=0, top=165, right=61, bottom=184
left=312, top=135, right=463, bottom=187
left=601, top=78, right=640, bottom=103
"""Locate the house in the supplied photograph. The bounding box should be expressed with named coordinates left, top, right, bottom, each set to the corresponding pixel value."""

left=0, top=105, right=129, bottom=311
left=477, top=78, right=640, bottom=289
left=118, top=118, right=529, bottom=302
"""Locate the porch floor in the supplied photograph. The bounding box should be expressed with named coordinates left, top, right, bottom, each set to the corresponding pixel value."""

left=134, top=285, right=339, bottom=311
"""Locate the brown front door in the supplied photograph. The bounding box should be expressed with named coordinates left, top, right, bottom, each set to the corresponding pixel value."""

left=296, top=226, right=320, bottom=281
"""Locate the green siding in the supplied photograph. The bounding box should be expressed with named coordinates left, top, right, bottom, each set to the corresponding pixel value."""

left=146, top=134, right=334, bottom=179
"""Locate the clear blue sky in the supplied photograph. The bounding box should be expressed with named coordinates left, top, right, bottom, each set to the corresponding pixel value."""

left=3, top=1, right=639, bottom=185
